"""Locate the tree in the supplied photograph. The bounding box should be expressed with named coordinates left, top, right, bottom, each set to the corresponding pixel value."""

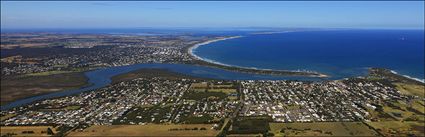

left=47, top=127, right=54, bottom=135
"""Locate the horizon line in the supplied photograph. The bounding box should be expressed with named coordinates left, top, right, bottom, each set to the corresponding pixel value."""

left=2, top=27, right=424, bottom=31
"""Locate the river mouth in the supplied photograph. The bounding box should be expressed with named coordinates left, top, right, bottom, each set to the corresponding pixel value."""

left=1, top=63, right=326, bottom=110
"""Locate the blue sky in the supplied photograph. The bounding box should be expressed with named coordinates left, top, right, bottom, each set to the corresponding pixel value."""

left=1, top=1, right=424, bottom=29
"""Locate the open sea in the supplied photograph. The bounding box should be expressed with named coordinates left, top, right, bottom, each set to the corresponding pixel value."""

left=193, top=30, right=425, bottom=81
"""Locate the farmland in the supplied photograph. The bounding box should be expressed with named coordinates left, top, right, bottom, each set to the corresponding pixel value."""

left=269, top=122, right=379, bottom=136
left=0, top=72, right=88, bottom=105
left=67, top=124, right=219, bottom=137
left=394, top=82, right=425, bottom=98
left=0, top=126, right=56, bottom=136
left=366, top=121, right=425, bottom=136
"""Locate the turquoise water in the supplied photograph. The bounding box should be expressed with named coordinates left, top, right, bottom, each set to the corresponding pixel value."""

left=194, top=30, right=425, bottom=81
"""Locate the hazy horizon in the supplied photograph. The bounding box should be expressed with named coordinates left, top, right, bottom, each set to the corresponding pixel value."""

left=1, top=1, right=424, bottom=30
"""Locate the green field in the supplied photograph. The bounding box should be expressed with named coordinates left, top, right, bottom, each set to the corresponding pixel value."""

left=39, top=105, right=81, bottom=111
left=394, top=83, right=425, bottom=98
left=190, top=82, right=208, bottom=89
left=113, top=105, right=172, bottom=124
left=183, top=91, right=227, bottom=101
left=187, top=82, right=237, bottom=101
left=1, top=72, right=88, bottom=105
left=380, top=100, right=425, bottom=122
left=25, top=67, right=90, bottom=76
left=181, top=114, right=215, bottom=124
left=68, top=124, right=219, bottom=137
left=111, top=68, right=208, bottom=84
left=1, top=126, right=56, bottom=136
left=25, top=70, right=75, bottom=76
left=210, top=83, right=235, bottom=89
left=366, top=121, right=425, bottom=136
left=190, top=82, right=236, bottom=93
left=229, top=117, right=271, bottom=135
left=208, top=89, right=237, bottom=94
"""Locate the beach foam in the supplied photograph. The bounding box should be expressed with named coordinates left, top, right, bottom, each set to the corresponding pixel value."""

left=188, top=36, right=243, bottom=68
left=190, top=30, right=424, bottom=80
left=188, top=36, right=323, bottom=75
left=390, top=70, right=425, bottom=83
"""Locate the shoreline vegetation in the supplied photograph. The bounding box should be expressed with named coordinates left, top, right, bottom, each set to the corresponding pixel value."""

left=368, top=68, right=425, bottom=85
left=110, top=68, right=213, bottom=84
left=186, top=36, right=329, bottom=78
left=0, top=72, right=89, bottom=106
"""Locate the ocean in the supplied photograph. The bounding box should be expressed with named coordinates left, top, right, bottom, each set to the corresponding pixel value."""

left=193, top=29, right=425, bottom=81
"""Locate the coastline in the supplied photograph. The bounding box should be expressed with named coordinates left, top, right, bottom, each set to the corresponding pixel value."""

left=187, top=35, right=424, bottom=81
left=390, top=70, right=425, bottom=83
left=188, top=36, right=244, bottom=68
left=369, top=68, right=425, bottom=85
left=187, top=36, right=329, bottom=78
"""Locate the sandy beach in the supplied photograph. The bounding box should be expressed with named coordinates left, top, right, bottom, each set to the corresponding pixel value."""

left=188, top=36, right=244, bottom=68
left=187, top=36, right=328, bottom=78
left=390, top=70, right=425, bottom=83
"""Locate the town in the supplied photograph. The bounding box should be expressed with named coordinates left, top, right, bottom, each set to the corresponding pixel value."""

left=1, top=74, right=424, bottom=136
left=1, top=33, right=211, bottom=76
left=1, top=33, right=325, bottom=77
left=1, top=78, right=238, bottom=126
left=1, top=33, right=424, bottom=137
